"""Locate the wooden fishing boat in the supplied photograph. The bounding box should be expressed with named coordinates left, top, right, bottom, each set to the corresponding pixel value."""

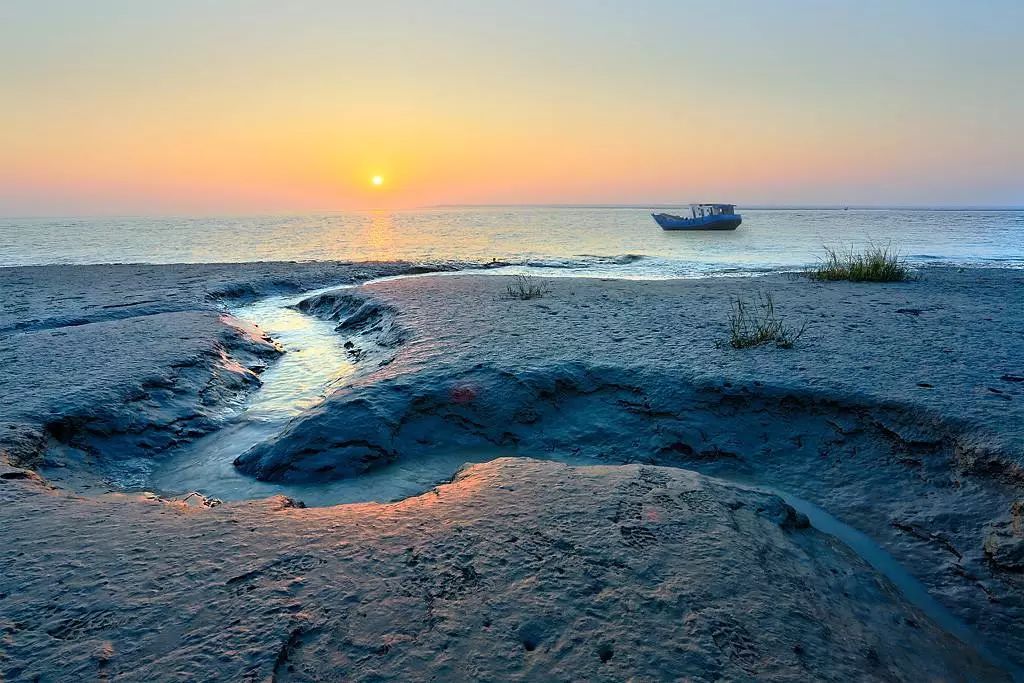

left=652, top=204, right=741, bottom=230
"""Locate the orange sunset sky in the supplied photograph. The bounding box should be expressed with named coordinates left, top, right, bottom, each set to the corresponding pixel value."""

left=1, top=1, right=1022, bottom=215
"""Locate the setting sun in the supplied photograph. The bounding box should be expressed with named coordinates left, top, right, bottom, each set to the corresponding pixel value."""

left=2, top=3, right=1024, bottom=680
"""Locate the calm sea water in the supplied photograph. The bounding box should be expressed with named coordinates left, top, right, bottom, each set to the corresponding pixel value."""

left=2, top=207, right=1022, bottom=276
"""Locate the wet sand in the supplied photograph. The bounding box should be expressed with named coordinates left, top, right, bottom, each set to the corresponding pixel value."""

left=1, top=262, right=1022, bottom=680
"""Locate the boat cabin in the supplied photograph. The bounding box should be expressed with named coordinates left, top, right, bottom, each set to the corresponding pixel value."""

left=689, top=204, right=736, bottom=219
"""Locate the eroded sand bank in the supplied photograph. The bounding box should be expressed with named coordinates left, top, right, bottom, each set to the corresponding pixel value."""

left=1, top=263, right=1022, bottom=680
left=237, top=269, right=1024, bottom=665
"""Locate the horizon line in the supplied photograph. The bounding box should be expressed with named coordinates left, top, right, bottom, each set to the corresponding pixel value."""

left=3, top=203, right=1024, bottom=220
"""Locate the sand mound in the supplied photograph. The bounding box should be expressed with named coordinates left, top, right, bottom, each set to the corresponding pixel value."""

left=0, top=459, right=1006, bottom=681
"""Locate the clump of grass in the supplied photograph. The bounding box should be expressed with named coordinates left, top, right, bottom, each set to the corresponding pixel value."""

left=727, top=292, right=807, bottom=349
left=807, top=243, right=912, bottom=282
left=505, top=274, right=548, bottom=300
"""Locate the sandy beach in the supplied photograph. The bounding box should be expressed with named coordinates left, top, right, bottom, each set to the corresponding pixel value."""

left=6, top=1, right=1024, bottom=678
left=1, top=262, right=1022, bottom=680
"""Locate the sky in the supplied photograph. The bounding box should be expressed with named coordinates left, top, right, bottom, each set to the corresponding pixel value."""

left=1, top=0, right=1022, bottom=215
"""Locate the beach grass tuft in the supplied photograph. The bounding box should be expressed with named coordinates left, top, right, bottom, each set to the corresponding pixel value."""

left=807, top=243, right=912, bottom=282
left=728, top=292, right=807, bottom=349
left=505, top=274, right=548, bottom=300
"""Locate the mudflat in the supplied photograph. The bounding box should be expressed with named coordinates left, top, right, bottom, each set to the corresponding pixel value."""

left=1, top=263, right=1021, bottom=681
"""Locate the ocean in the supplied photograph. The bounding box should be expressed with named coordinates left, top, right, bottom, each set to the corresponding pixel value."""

left=2, top=207, right=1022, bottom=277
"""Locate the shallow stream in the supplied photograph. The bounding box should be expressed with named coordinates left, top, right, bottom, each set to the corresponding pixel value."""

left=149, top=281, right=509, bottom=507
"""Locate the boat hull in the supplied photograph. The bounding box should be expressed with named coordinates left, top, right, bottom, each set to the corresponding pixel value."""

left=652, top=213, right=742, bottom=231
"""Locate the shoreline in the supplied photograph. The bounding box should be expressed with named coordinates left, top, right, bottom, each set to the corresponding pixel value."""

left=2, top=262, right=1022, bottom=679
left=3, top=257, right=1022, bottom=280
